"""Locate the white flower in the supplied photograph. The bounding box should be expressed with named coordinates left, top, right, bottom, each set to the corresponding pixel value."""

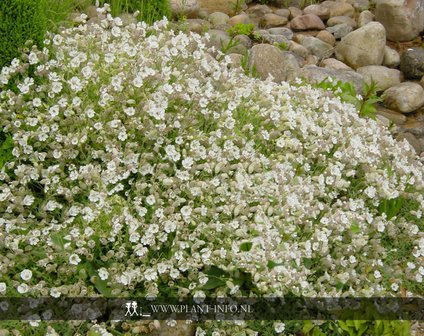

left=0, top=283, right=6, bottom=295
left=17, top=283, right=29, bottom=294
left=274, top=322, right=285, bottom=333
left=69, top=254, right=81, bottom=265
left=182, top=157, right=194, bottom=170
left=391, top=283, right=399, bottom=291
left=98, top=268, right=109, bottom=281
left=181, top=206, right=192, bottom=218
left=374, top=270, right=381, bottom=279
left=50, top=287, right=61, bottom=298
left=22, top=195, right=35, bottom=206
left=20, top=269, right=32, bottom=281
left=133, top=77, right=143, bottom=88
left=146, top=195, right=156, bottom=205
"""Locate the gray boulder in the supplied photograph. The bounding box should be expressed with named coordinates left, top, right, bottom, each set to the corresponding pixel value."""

left=375, top=0, right=424, bottom=41
left=326, top=23, right=353, bottom=39
left=301, top=36, right=334, bottom=60
left=289, top=65, right=365, bottom=94
left=383, top=82, right=424, bottom=113
left=400, top=48, right=424, bottom=79
left=334, top=22, right=386, bottom=69
left=248, top=44, right=300, bottom=83
left=356, top=65, right=402, bottom=92
left=383, top=46, right=400, bottom=68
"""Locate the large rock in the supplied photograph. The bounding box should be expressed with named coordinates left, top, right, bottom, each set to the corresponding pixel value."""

left=186, top=19, right=212, bottom=34
left=375, top=0, right=424, bottom=41
left=198, top=0, right=246, bottom=15
left=326, top=23, right=353, bottom=39
left=303, top=4, right=330, bottom=19
left=383, top=46, right=400, bottom=68
left=375, top=104, right=407, bottom=124
left=383, top=82, right=424, bottom=113
left=334, top=22, right=386, bottom=69
left=301, top=36, right=334, bottom=59
left=248, top=44, right=300, bottom=83
left=400, top=48, right=424, bottom=79
left=290, top=14, right=326, bottom=30
left=289, top=41, right=309, bottom=58
left=356, top=65, right=402, bottom=91
left=289, top=65, right=365, bottom=93
left=170, top=0, right=200, bottom=18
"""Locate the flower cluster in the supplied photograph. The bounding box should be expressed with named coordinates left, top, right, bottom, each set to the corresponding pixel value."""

left=1, top=5, right=424, bottom=334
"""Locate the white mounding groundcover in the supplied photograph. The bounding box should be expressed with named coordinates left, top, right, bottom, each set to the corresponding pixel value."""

left=1, top=5, right=424, bottom=334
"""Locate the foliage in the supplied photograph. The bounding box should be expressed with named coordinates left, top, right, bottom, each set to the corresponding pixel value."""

left=230, top=0, right=246, bottom=16
left=227, top=23, right=256, bottom=38
left=275, top=42, right=288, bottom=50
left=309, top=77, right=382, bottom=120
left=0, top=0, right=47, bottom=70
left=96, top=0, right=171, bottom=25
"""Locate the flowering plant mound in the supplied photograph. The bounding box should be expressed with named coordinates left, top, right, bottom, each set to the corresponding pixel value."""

left=1, top=4, right=424, bottom=333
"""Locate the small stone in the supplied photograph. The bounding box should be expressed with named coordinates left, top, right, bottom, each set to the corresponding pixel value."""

left=290, top=14, right=326, bottom=30
left=375, top=104, right=407, bottom=124
left=289, top=41, right=309, bottom=58
left=321, top=1, right=355, bottom=17
left=289, top=7, right=303, bottom=19
left=327, top=16, right=357, bottom=28
left=0, top=329, right=9, bottom=336
left=400, top=48, right=424, bottom=80
left=260, top=34, right=290, bottom=45
left=228, top=53, right=243, bottom=69
left=274, top=9, right=291, bottom=19
left=234, top=34, right=252, bottom=48
left=383, top=46, right=400, bottom=68
left=358, top=10, right=374, bottom=27
left=228, top=14, right=254, bottom=27
left=267, top=27, right=293, bottom=40
left=357, top=65, right=402, bottom=92
left=321, top=58, right=353, bottom=70
left=316, top=30, right=336, bottom=46
left=326, top=23, right=353, bottom=39
left=186, top=19, right=211, bottom=34
left=383, top=82, right=424, bottom=113
left=396, top=133, right=422, bottom=153
left=301, top=36, right=334, bottom=59
left=260, top=13, right=289, bottom=28
left=208, top=12, right=230, bottom=26
left=399, top=120, right=424, bottom=137
left=306, top=54, right=320, bottom=65
left=420, top=76, right=424, bottom=88
left=303, top=5, right=330, bottom=20
left=246, top=4, right=272, bottom=19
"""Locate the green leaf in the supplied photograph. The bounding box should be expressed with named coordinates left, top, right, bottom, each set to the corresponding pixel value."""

left=302, top=320, right=314, bottom=334
left=202, top=277, right=225, bottom=290
left=267, top=260, right=285, bottom=269
left=240, top=241, right=253, bottom=251
left=350, top=221, right=361, bottom=234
